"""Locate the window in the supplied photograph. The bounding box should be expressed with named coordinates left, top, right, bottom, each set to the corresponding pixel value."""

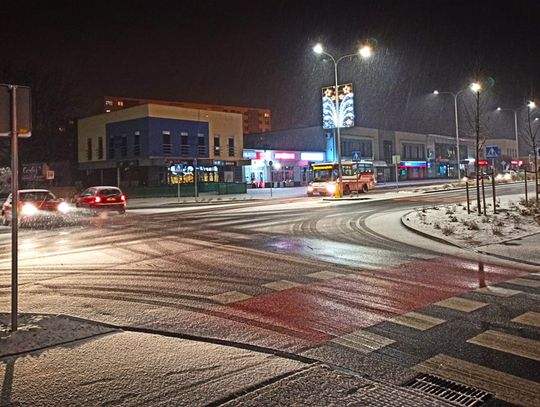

left=383, top=140, right=393, bottom=161
left=403, top=143, right=425, bottom=160
left=342, top=139, right=372, bottom=159
left=162, top=132, right=172, bottom=155
left=87, top=138, right=93, bottom=161
left=120, top=135, right=127, bottom=157
left=180, top=132, right=189, bottom=155
left=197, top=133, right=206, bottom=155
left=228, top=137, right=235, bottom=156
left=214, top=135, right=220, bottom=156
left=97, top=137, right=104, bottom=159
left=109, top=136, right=115, bottom=159
left=117, top=101, right=124, bottom=107
left=105, top=100, right=113, bottom=106
left=133, top=132, right=140, bottom=156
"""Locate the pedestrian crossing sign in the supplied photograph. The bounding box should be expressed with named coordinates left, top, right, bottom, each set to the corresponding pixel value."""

left=351, top=151, right=361, bottom=161
left=485, top=146, right=500, bottom=158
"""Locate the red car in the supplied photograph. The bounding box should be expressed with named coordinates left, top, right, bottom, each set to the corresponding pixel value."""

left=76, top=186, right=126, bottom=214
left=1, top=189, right=70, bottom=226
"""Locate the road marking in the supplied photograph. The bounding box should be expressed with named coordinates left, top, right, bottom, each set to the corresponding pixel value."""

left=506, top=278, right=540, bottom=288
left=511, top=311, right=540, bottom=328
left=263, top=280, right=302, bottom=291
left=413, top=354, right=540, bottom=407
left=331, top=329, right=395, bottom=353
left=434, top=297, right=487, bottom=312
left=467, top=330, right=540, bottom=362
left=475, top=286, right=522, bottom=297
left=307, top=271, right=345, bottom=280
left=210, top=291, right=252, bottom=304
left=390, top=312, right=445, bottom=331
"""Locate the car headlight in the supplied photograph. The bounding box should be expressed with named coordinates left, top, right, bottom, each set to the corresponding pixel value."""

left=326, top=183, right=336, bottom=194
left=21, top=203, right=38, bottom=216
left=307, top=185, right=314, bottom=192
left=58, top=202, right=70, bottom=213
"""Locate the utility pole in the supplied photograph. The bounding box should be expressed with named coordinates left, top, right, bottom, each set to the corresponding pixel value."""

left=474, top=86, right=482, bottom=215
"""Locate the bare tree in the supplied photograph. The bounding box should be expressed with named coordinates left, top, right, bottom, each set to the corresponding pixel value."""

left=523, top=102, right=539, bottom=201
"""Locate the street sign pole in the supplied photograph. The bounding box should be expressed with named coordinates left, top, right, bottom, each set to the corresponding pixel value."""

left=10, top=86, right=18, bottom=332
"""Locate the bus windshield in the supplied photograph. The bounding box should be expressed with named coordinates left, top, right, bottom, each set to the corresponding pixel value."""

left=313, top=167, right=338, bottom=182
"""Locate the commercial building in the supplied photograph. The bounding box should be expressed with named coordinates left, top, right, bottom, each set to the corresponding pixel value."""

left=78, top=104, right=246, bottom=189
left=104, top=96, right=271, bottom=134
left=244, top=126, right=478, bottom=185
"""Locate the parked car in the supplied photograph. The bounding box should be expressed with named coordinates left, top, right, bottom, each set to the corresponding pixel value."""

left=1, top=189, right=70, bottom=226
left=75, top=186, right=126, bottom=214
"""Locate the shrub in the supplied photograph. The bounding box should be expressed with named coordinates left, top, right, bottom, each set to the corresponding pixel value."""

left=449, top=215, right=459, bottom=222
left=492, top=225, right=504, bottom=236
left=446, top=208, right=455, bottom=215
left=433, top=222, right=441, bottom=229
left=464, top=220, right=480, bottom=230
left=442, top=225, right=455, bottom=235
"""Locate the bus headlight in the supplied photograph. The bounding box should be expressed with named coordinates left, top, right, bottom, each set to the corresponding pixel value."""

left=307, top=185, right=314, bottom=192
left=326, top=183, right=336, bottom=194
left=22, top=203, right=38, bottom=216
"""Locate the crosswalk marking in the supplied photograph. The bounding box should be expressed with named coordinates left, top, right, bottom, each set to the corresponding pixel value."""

left=434, top=297, right=488, bottom=312
left=413, top=354, right=540, bottom=407
left=307, top=271, right=345, bottom=280
left=506, top=278, right=540, bottom=288
left=263, top=280, right=302, bottom=291
left=210, top=290, right=252, bottom=304
left=331, top=329, right=395, bottom=353
left=467, top=330, right=540, bottom=362
left=511, top=311, right=540, bottom=328
left=390, top=312, right=445, bottom=331
left=476, top=286, right=522, bottom=297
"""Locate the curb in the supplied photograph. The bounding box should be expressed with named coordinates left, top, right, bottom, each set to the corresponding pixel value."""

left=400, top=211, right=464, bottom=249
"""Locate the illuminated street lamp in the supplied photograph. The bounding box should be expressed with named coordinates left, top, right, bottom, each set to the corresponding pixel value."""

left=471, top=82, right=482, bottom=215
left=496, top=106, right=521, bottom=159
left=313, top=42, right=372, bottom=197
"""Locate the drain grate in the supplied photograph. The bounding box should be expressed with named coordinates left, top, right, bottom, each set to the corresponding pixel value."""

left=405, top=374, right=492, bottom=407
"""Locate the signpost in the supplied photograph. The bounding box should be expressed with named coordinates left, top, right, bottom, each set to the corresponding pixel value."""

left=485, top=146, right=500, bottom=159
left=268, top=160, right=273, bottom=198
left=351, top=151, right=361, bottom=193
left=0, top=84, right=32, bottom=332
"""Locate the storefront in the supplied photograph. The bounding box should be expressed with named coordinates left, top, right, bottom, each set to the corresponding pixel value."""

left=398, top=160, right=427, bottom=180
left=242, top=149, right=325, bottom=187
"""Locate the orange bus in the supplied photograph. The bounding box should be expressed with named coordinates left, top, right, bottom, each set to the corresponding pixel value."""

left=307, top=161, right=377, bottom=196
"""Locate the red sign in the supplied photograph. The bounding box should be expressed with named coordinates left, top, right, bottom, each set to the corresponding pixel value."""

left=510, top=160, right=523, bottom=166
left=255, top=152, right=267, bottom=160
left=274, top=152, right=295, bottom=160
left=478, top=160, right=488, bottom=166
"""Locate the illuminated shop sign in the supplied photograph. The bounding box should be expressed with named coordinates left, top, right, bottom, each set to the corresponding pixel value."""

left=300, top=152, right=324, bottom=161
left=274, top=152, right=296, bottom=160
left=400, top=161, right=427, bottom=168
left=478, top=160, right=488, bottom=166
left=312, top=165, right=333, bottom=170
left=243, top=150, right=257, bottom=159
left=256, top=152, right=267, bottom=160
left=322, top=83, right=355, bottom=129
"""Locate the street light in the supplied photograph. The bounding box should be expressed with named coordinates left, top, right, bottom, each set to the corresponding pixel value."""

left=313, top=42, right=372, bottom=197
left=471, top=82, right=482, bottom=215
left=433, top=88, right=466, bottom=179
left=496, top=106, right=520, bottom=159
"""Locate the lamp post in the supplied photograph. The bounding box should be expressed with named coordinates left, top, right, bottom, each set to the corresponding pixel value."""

left=313, top=43, right=372, bottom=197
left=527, top=101, right=539, bottom=201
left=470, top=82, right=482, bottom=215
left=496, top=107, right=519, bottom=159
left=433, top=89, right=465, bottom=179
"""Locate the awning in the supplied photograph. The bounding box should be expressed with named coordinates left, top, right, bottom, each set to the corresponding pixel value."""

left=372, top=160, right=388, bottom=167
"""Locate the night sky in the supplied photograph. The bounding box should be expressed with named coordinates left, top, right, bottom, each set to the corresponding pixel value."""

left=1, top=0, right=539, bottom=141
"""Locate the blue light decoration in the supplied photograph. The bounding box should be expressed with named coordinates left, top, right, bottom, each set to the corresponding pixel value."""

left=322, top=83, right=355, bottom=129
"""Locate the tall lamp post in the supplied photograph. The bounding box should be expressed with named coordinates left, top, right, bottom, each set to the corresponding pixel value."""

left=313, top=43, right=372, bottom=197
left=433, top=89, right=465, bottom=179
left=527, top=101, right=539, bottom=201
left=470, top=82, right=482, bottom=215
left=496, top=107, right=519, bottom=159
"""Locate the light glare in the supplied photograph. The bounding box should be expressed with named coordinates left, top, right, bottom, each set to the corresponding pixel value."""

left=433, top=90, right=439, bottom=95
left=470, top=82, right=481, bottom=92
left=359, top=45, right=372, bottom=58
left=313, top=43, right=323, bottom=54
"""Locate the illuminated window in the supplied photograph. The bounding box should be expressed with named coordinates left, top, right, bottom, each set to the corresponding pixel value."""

left=264, top=113, right=270, bottom=118
left=214, top=135, right=220, bottom=156
left=162, top=132, right=172, bottom=155
left=105, top=100, right=113, bottom=106
left=105, top=109, right=111, bottom=113
left=180, top=132, right=189, bottom=155
left=117, top=101, right=124, bottom=107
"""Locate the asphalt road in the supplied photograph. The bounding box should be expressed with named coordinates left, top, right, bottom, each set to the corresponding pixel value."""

left=0, top=183, right=538, bottom=404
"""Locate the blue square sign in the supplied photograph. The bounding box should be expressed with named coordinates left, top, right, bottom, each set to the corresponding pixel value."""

left=486, top=146, right=500, bottom=158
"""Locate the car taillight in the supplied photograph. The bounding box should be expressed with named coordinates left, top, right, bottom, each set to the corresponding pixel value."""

left=95, top=196, right=102, bottom=203
left=120, top=194, right=126, bottom=201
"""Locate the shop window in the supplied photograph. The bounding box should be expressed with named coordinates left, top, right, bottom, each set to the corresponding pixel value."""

left=228, top=137, right=235, bottom=157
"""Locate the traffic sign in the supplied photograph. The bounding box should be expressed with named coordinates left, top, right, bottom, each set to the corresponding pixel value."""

left=485, top=146, right=500, bottom=158
left=0, top=85, right=32, bottom=138
left=351, top=151, right=361, bottom=161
